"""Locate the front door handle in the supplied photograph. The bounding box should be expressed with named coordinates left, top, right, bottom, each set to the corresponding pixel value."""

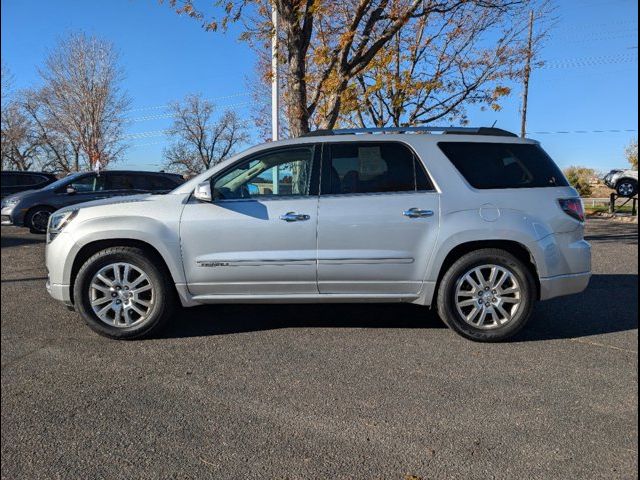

left=403, top=208, right=434, bottom=218
left=280, top=212, right=311, bottom=222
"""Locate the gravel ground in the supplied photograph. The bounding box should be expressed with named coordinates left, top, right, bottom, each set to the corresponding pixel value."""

left=1, top=217, right=637, bottom=479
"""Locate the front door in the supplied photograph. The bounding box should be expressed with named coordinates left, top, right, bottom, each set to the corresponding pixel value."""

left=317, top=141, right=440, bottom=295
left=180, top=145, right=320, bottom=297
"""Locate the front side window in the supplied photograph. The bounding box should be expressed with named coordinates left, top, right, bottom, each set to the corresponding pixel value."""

left=68, top=174, right=103, bottom=193
left=213, top=147, right=315, bottom=200
left=324, top=142, right=432, bottom=195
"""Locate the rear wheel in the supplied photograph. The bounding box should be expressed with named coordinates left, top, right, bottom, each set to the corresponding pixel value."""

left=436, top=249, right=536, bottom=342
left=73, top=246, right=175, bottom=339
left=25, top=206, right=55, bottom=234
left=616, top=179, right=638, bottom=197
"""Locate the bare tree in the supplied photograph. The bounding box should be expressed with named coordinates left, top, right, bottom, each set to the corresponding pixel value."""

left=1, top=63, right=13, bottom=103
left=37, top=32, right=130, bottom=169
left=163, top=94, right=248, bottom=175
left=21, top=90, right=84, bottom=173
left=1, top=100, right=41, bottom=171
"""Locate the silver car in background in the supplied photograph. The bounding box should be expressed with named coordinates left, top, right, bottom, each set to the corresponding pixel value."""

left=44, top=127, right=591, bottom=342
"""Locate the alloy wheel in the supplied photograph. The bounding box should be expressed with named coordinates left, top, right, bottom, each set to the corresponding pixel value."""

left=454, top=264, right=522, bottom=330
left=89, top=262, right=155, bottom=328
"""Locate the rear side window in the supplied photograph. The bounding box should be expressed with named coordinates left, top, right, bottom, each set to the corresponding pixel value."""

left=105, top=173, right=137, bottom=191
left=141, top=175, right=180, bottom=191
left=324, top=142, right=433, bottom=195
left=438, top=142, right=568, bottom=189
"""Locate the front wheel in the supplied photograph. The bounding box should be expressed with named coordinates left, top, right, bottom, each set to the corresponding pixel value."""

left=436, top=249, right=536, bottom=342
left=616, top=180, right=638, bottom=198
left=26, top=206, right=55, bottom=234
left=73, top=246, right=176, bottom=339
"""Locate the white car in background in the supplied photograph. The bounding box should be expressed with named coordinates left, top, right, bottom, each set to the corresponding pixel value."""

left=603, top=168, right=639, bottom=197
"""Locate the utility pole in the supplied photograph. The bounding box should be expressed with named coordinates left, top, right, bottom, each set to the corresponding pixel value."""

left=271, top=3, right=280, bottom=142
left=520, top=10, right=534, bottom=138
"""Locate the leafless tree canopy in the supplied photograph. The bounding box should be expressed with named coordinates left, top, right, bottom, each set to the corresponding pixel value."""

left=163, top=94, right=248, bottom=175
left=1, top=101, right=41, bottom=171
left=37, top=32, right=130, bottom=169
left=1, top=34, right=129, bottom=173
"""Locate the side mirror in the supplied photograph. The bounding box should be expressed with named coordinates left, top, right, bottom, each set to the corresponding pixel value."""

left=194, top=181, right=212, bottom=202
left=66, top=186, right=76, bottom=195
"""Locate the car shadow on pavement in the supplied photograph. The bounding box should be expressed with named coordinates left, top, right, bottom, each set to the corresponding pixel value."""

left=160, top=274, right=638, bottom=341
left=0, top=233, right=44, bottom=248
left=160, top=302, right=445, bottom=339
left=514, top=273, right=638, bottom=342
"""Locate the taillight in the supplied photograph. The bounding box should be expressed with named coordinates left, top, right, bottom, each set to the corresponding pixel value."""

left=559, top=198, right=585, bottom=222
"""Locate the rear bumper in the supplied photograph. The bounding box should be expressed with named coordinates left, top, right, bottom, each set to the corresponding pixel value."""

left=539, top=272, right=591, bottom=301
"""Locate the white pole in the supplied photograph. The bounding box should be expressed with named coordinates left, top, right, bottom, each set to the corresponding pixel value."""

left=271, top=3, right=280, bottom=194
left=271, top=4, right=280, bottom=143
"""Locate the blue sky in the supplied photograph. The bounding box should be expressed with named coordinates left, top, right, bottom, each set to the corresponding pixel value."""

left=1, top=0, right=637, bottom=172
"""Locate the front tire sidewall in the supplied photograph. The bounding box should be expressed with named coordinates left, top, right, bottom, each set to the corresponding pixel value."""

left=27, top=207, right=54, bottom=234
left=437, top=250, right=536, bottom=342
left=74, top=248, right=174, bottom=339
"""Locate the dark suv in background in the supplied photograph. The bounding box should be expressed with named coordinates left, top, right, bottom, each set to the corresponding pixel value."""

left=1, top=171, right=58, bottom=198
left=1, top=170, right=184, bottom=233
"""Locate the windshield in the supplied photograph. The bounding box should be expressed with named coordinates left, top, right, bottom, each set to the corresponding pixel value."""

left=43, top=172, right=86, bottom=190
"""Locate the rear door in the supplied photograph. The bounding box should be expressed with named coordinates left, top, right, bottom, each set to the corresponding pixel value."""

left=317, top=141, right=440, bottom=295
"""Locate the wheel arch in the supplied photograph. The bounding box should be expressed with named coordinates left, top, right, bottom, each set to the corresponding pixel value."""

left=69, top=238, right=178, bottom=305
left=432, top=240, right=541, bottom=303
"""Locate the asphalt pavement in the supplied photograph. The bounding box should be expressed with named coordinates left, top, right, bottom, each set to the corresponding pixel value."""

left=1, top=218, right=637, bottom=479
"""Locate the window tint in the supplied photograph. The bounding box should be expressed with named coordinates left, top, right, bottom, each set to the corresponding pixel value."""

left=1, top=173, right=18, bottom=187
left=68, top=174, right=103, bottom=192
left=18, top=174, right=48, bottom=186
left=325, top=142, right=432, bottom=195
left=105, top=173, right=137, bottom=191
left=140, top=174, right=179, bottom=191
left=438, top=142, right=569, bottom=189
left=213, top=147, right=315, bottom=200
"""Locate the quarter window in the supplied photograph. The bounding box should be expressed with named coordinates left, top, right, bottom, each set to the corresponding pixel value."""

left=324, top=142, right=432, bottom=195
left=213, top=147, right=315, bottom=200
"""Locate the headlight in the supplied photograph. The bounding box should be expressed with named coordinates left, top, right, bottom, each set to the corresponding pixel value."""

left=48, top=210, right=78, bottom=241
left=1, top=198, right=19, bottom=209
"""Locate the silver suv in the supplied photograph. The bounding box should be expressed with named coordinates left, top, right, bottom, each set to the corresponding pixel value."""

left=45, top=127, right=591, bottom=342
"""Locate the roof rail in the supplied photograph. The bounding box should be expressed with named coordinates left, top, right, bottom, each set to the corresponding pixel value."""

left=300, top=126, right=518, bottom=138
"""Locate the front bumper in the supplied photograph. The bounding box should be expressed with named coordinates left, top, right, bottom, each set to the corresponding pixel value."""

left=1, top=206, right=25, bottom=226
left=46, top=277, right=74, bottom=307
left=539, top=272, right=591, bottom=301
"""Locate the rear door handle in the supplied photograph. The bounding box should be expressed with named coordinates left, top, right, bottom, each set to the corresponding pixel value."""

left=403, top=208, right=434, bottom=218
left=280, top=212, right=311, bottom=222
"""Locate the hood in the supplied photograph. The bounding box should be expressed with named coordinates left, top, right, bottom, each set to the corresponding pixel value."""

left=55, top=193, right=156, bottom=214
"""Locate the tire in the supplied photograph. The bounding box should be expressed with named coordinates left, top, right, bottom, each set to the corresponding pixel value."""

left=73, top=246, right=176, bottom=340
left=436, top=248, right=536, bottom=342
left=616, top=179, right=638, bottom=198
left=25, top=206, right=55, bottom=234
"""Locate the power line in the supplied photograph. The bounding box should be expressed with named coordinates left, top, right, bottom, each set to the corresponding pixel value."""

left=128, top=101, right=255, bottom=122
left=541, top=54, right=637, bottom=69
left=126, top=92, right=252, bottom=113
left=529, top=129, right=637, bottom=135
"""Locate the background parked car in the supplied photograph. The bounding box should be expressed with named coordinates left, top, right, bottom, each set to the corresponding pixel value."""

left=1, top=170, right=184, bottom=233
left=603, top=168, right=639, bottom=197
left=1, top=171, right=58, bottom=199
